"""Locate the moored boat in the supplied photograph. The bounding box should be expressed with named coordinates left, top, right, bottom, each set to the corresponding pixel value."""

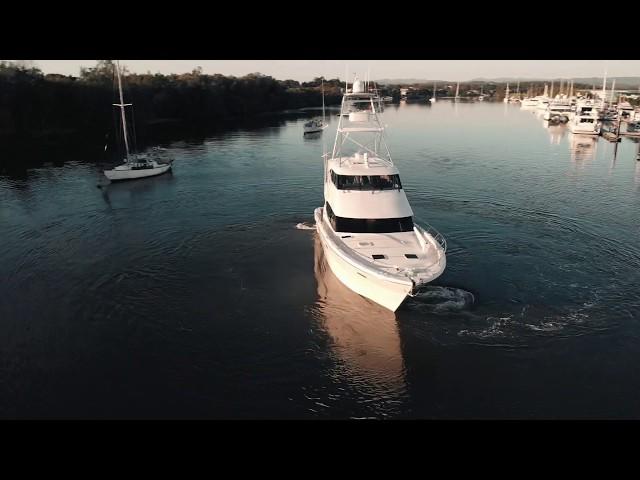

left=568, top=99, right=601, bottom=135
left=104, top=61, right=173, bottom=181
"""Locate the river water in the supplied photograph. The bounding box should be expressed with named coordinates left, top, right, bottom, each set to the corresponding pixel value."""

left=1, top=101, right=639, bottom=418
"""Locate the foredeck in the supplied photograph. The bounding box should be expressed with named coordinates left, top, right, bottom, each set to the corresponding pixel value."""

left=337, top=231, right=440, bottom=274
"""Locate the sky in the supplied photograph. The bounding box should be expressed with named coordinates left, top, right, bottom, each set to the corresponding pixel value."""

left=21, top=60, right=640, bottom=82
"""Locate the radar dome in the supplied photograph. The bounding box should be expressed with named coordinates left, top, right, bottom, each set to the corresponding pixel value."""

left=352, top=77, right=364, bottom=93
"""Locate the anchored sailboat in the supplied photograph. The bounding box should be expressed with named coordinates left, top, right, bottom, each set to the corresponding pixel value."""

left=103, top=61, right=173, bottom=181
left=313, top=75, right=447, bottom=312
left=304, top=78, right=329, bottom=134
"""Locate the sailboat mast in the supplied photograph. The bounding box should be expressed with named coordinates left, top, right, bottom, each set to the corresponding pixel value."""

left=322, top=78, right=325, bottom=124
left=569, top=79, right=573, bottom=98
left=344, top=65, right=348, bottom=94
left=455, top=80, right=460, bottom=98
left=610, top=78, right=616, bottom=104
left=602, top=68, right=607, bottom=108
left=115, top=60, right=130, bottom=160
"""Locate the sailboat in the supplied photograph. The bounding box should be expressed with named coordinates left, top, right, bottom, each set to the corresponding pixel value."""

left=601, top=68, right=608, bottom=111
left=503, top=82, right=510, bottom=103
left=454, top=81, right=460, bottom=101
left=521, top=83, right=542, bottom=108
left=103, top=61, right=173, bottom=181
left=313, top=75, right=447, bottom=312
left=536, top=83, right=550, bottom=111
left=429, top=81, right=437, bottom=103
left=508, top=81, right=521, bottom=103
left=304, top=79, right=329, bottom=134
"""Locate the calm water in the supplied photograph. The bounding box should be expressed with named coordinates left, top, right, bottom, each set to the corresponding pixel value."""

left=2, top=102, right=640, bottom=419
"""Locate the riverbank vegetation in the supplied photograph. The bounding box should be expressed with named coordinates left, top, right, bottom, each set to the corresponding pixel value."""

left=0, top=61, right=347, bottom=142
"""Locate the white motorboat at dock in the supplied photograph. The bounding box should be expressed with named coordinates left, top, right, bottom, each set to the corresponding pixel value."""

left=568, top=99, right=601, bottom=135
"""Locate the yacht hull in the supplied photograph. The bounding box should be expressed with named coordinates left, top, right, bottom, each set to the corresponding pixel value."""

left=104, top=163, right=171, bottom=181
left=314, top=207, right=413, bottom=312
left=568, top=124, right=600, bottom=135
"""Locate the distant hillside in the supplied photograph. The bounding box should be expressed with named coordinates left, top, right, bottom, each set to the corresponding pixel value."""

left=377, top=77, right=640, bottom=88
left=376, top=79, right=450, bottom=85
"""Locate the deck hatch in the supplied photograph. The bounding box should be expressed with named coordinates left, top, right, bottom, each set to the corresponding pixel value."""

left=372, top=254, right=386, bottom=260
left=405, top=254, right=419, bottom=259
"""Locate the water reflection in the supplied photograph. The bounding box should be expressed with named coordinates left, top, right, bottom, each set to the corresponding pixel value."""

left=303, top=131, right=323, bottom=141
left=568, top=133, right=597, bottom=166
left=99, top=170, right=175, bottom=206
left=543, top=121, right=568, bottom=145
left=310, top=234, right=406, bottom=397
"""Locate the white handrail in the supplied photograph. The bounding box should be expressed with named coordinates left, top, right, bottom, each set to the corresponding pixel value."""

left=414, top=218, right=447, bottom=254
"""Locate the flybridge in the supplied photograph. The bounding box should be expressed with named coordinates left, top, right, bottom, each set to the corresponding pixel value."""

left=330, top=76, right=393, bottom=167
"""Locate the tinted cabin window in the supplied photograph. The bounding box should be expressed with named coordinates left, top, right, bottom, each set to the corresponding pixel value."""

left=330, top=171, right=402, bottom=190
left=325, top=202, right=414, bottom=233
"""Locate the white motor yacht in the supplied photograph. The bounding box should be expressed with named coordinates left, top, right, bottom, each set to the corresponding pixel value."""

left=617, top=101, right=634, bottom=119
left=568, top=100, right=601, bottom=135
left=313, top=76, right=447, bottom=312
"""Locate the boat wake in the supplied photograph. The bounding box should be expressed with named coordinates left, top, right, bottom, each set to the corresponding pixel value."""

left=406, top=286, right=475, bottom=314
left=456, top=302, right=604, bottom=345
left=295, top=222, right=316, bottom=230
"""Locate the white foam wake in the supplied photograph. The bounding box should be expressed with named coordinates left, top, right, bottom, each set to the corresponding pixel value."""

left=295, top=222, right=316, bottom=230
left=409, top=286, right=475, bottom=313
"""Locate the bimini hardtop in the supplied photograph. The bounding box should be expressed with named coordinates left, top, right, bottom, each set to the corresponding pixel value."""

left=314, top=75, right=446, bottom=312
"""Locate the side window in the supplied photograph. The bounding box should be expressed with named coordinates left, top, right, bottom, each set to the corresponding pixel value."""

left=325, top=202, right=337, bottom=231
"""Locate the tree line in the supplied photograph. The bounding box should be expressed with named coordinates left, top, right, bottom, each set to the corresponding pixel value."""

left=0, top=60, right=346, bottom=144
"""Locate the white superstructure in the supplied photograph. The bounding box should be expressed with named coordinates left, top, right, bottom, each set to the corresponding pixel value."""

left=568, top=99, right=601, bottom=135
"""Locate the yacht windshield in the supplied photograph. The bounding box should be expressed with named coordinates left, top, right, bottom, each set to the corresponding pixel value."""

left=331, top=171, right=402, bottom=190
left=325, top=203, right=413, bottom=233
